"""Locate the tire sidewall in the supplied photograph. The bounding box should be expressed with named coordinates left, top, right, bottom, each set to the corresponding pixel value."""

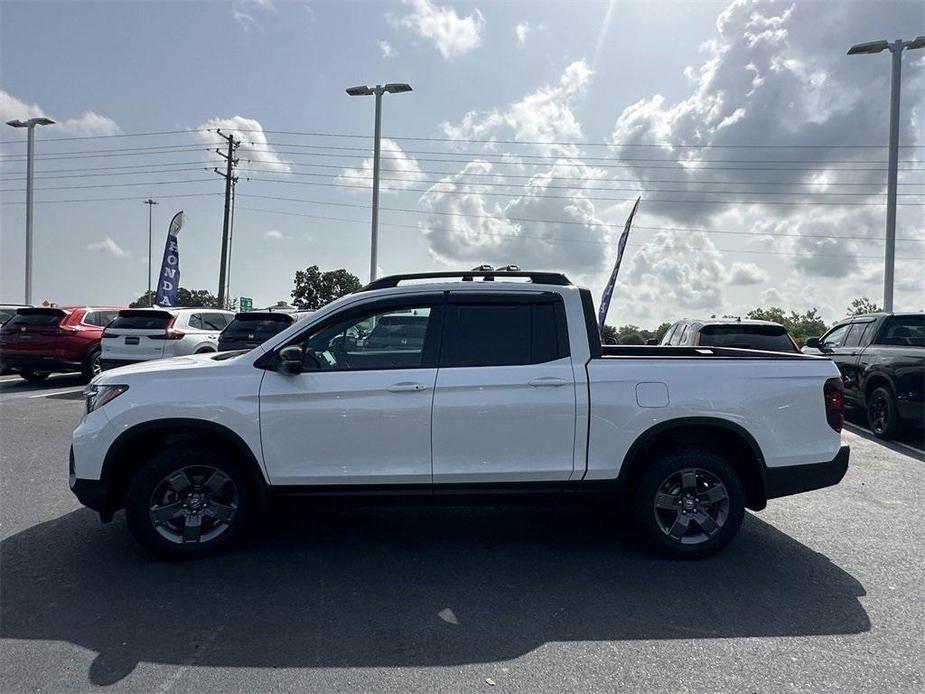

left=867, top=386, right=900, bottom=439
left=633, top=448, right=746, bottom=559
left=20, top=370, right=49, bottom=382
left=125, top=442, right=254, bottom=560
left=81, top=348, right=101, bottom=384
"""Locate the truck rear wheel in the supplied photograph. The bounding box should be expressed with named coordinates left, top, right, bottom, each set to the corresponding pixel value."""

left=632, top=448, right=745, bottom=559
left=125, top=442, right=254, bottom=560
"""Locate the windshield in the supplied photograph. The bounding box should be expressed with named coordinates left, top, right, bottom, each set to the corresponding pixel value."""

left=222, top=315, right=293, bottom=341
left=7, top=311, right=65, bottom=327
left=698, top=325, right=797, bottom=352
left=109, top=311, right=173, bottom=330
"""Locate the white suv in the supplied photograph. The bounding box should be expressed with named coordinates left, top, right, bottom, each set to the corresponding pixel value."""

left=101, top=308, right=234, bottom=370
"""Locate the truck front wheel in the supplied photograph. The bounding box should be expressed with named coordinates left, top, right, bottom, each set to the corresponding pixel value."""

left=125, top=442, right=254, bottom=560
left=633, top=448, right=746, bottom=559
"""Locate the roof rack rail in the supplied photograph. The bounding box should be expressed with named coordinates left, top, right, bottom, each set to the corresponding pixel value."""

left=358, top=270, right=572, bottom=292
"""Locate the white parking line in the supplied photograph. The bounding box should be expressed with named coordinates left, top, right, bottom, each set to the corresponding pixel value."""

left=844, top=422, right=925, bottom=456
left=27, top=388, right=85, bottom=399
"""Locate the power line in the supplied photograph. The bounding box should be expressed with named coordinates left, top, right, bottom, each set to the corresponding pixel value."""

left=232, top=204, right=922, bottom=243
left=0, top=178, right=212, bottom=193
left=0, top=192, right=222, bottom=204
left=7, top=158, right=922, bottom=188
left=233, top=193, right=925, bottom=241
left=232, top=205, right=923, bottom=260
left=239, top=175, right=925, bottom=206
left=0, top=128, right=209, bottom=145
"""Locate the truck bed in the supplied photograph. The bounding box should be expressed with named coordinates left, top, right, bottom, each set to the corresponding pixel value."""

left=599, top=345, right=816, bottom=360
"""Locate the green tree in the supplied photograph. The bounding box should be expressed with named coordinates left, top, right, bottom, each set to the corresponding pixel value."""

left=601, top=324, right=618, bottom=344
left=129, top=288, right=233, bottom=309
left=654, top=322, right=672, bottom=341
left=291, top=265, right=361, bottom=309
left=616, top=324, right=646, bottom=345
left=745, top=306, right=828, bottom=345
left=847, top=297, right=881, bottom=316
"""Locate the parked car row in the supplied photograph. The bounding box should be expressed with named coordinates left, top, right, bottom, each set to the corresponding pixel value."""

left=0, top=305, right=313, bottom=382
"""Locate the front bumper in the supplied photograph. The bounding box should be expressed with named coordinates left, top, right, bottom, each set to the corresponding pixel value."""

left=69, top=447, right=111, bottom=515
left=765, top=445, right=850, bottom=499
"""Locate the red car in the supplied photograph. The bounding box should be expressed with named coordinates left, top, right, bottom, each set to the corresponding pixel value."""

left=0, top=306, right=123, bottom=383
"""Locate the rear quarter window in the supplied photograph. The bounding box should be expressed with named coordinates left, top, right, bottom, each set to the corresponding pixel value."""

left=876, top=315, right=925, bottom=347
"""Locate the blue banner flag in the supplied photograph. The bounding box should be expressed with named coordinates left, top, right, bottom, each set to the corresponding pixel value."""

left=154, top=211, right=185, bottom=307
left=598, top=197, right=640, bottom=333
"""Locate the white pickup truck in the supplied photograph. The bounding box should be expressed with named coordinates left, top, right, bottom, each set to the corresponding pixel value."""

left=71, top=270, right=849, bottom=560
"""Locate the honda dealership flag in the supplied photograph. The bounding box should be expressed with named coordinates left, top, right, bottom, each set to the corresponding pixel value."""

left=598, top=197, right=640, bottom=333
left=154, top=211, right=185, bottom=307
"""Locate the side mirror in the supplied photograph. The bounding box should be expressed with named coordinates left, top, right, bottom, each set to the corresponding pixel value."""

left=645, top=338, right=659, bottom=346
left=804, top=337, right=821, bottom=349
left=278, top=345, right=304, bottom=374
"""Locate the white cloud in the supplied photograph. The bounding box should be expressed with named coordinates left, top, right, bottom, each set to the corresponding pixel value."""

left=397, top=0, right=484, bottom=58
left=195, top=116, right=291, bottom=174
left=264, top=230, right=286, bottom=240
left=0, top=90, right=121, bottom=137
left=441, top=60, right=592, bottom=150
left=232, top=0, right=275, bottom=32
left=728, top=261, right=768, bottom=285
left=379, top=40, right=397, bottom=59
left=87, top=237, right=129, bottom=258
left=515, top=21, right=530, bottom=46
left=336, top=138, right=427, bottom=193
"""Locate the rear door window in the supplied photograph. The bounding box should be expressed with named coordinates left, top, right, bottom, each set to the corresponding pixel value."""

left=202, top=313, right=229, bottom=330
left=439, top=295, right=569, bottom=367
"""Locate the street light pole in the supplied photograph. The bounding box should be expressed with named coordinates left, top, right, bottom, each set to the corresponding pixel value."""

left=346, top=82, right=413, bottom=282
left=143, top=199, right=158, bottom=306
left=5, top=117, right=55, bottom=305
left=848, top=35, right=924, bottom=312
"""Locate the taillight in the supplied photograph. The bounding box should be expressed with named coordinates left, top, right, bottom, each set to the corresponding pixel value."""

left=100, top=331, right=117, bottom=339
left=824, top=377, right=845, bottom=432
left=150, top=329, right=186, bottom=340
left=57, top=326, right=78, bottom=335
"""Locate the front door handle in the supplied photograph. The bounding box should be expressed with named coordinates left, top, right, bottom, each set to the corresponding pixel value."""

left=387, top=382, right=429, bottom=392
left=528, top=377, right=569, bottom=387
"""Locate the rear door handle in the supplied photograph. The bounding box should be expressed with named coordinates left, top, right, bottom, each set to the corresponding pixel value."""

left=528, top=377, right=569, bottom=387
left=386, top=382, right=429, bottom=392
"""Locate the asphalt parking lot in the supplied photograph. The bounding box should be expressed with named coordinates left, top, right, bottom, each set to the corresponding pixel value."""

left=1, top=374, right=923, bottom=693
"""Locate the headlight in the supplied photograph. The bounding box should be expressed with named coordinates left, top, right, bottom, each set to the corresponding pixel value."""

left=84, top=384, right=129, bottom=414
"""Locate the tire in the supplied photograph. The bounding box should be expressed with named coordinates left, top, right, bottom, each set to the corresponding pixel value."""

left=866, top=385, right=902, bottom=440
left=20, top=370, right=49, bottom=382
left=81, top=348, right=102, bottom=384
left=194, top=347, right=215, bottom=354
left=632, top=448, right=746, bottom=559
left=125, top=441, right=254, bottom=560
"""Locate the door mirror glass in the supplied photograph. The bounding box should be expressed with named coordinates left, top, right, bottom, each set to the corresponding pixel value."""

left=278, top=345, right=304, bottom=374
left=804, top=337, right=821, bottom=349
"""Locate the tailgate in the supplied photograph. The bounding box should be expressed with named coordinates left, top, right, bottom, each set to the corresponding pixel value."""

left=0, top=308, right=66, bottom=357
left=102, top=310, right=174, bottom=361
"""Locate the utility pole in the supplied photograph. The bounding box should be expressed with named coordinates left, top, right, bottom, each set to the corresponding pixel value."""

left=225, top=176, right=238, bottom=304
left=847, top=35, right=924, bottom=312
left=143, top=199, right=158, bottom=306
left=213, top=129, right=240, bottom=308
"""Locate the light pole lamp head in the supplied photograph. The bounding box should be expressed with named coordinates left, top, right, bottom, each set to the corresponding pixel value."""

left=847, top=40, right=890, bottom=55
left=346, top=85, right=375, bottom=96
left=906, top=36, right=925, bottom=50
left=383, top=83, right=412, bottom=94
left=6, top=117, right=56, bottom=128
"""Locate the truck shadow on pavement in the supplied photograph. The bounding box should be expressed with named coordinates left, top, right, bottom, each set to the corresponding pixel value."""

left=0, top=504, right=870, bottom=686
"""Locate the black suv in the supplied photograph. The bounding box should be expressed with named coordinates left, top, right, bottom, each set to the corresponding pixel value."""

left=803, top=313, right=924, bottom=439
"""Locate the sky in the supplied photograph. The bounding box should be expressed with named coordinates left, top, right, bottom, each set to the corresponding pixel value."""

left=1, top=0, right=923, bottom=326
